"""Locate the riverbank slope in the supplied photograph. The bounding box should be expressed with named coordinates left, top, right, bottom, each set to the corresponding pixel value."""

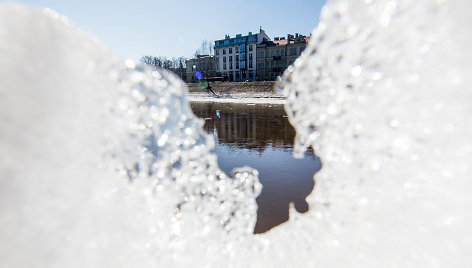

left=186, top=81, right=282, bottom=99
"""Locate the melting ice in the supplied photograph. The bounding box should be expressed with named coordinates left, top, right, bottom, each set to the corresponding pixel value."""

left=1, top=0, right=471, bottom=267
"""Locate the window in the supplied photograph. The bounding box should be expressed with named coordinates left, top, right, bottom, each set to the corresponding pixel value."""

left=249, top=45, right=253, bottom=51
left=276, top=50, right=280, bottom=57
left=258, top=63, right=263, bottom=70
left=299, top=47, right=304, bottom=54
left=223, top=63, right=226, bottom=70
left=290, top=48, right=296, bottom=55
left=271, top=50, right=274, bottom=57
left=229, top=56, right=232, bottom=62
left=230, top=62, right=233, bottom=69
left=236, top=55, right=239, bottom=61
left=249, top=61, right=253, bottom=69
left=229, top=47, right=232, bottom=54
left=216, top=57, right=219, bottom=63
left=235, top=46, right=239, bottom=53
left=223, top=48, right=226, bottom=54
left=281, top=50, right=284, bottom=56
left=249, top=53, right=253, bottom=61
left=215, top=49, right=219, bottom=55
left=223, top=57, right=226, bottom=62
left=240, top=44, right=246, bottom=52
left=236, top=62, right=239, bottom=69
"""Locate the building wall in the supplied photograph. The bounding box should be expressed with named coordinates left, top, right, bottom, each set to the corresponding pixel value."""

left=186, top=58, right=197, bottom=83
left=256, top=35, right=308, bottom=81
left=214, top=30, right=268, bottom=82
left=215, top=43, right=257, bottom=82
left=185, top=55, right=216, bottom=83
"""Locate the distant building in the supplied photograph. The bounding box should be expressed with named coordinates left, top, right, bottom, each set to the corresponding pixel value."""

left=186, top=55, right=216, bottom=83
left=256, top=33, right=310, bottom=81
left=212, top=30, right=310, bottom=82
left=214, top=29, right=270, bottom=82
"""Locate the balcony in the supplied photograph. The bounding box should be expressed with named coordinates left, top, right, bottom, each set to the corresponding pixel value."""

left=272, top=56, right=282, bottom=60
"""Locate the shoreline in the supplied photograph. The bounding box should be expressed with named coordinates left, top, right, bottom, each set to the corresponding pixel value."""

left=185, top=81, right=285, bottom=104
left=187, top=93, right=286, bottom=104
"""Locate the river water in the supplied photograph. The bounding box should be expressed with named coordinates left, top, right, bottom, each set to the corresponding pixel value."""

left=190, top=102, right=321, bottom=234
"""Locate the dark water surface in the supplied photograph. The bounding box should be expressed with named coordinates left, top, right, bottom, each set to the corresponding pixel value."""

left=190, top=102, right=321, bottom=234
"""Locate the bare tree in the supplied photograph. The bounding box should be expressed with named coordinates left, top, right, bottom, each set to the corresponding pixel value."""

left=140, top=55, right=188, bottom=81
left=194, top=39, right=213, bottom=57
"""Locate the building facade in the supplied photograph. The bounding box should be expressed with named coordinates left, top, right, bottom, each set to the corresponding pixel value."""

left=185, top=55, right=216, bottom=83
left=214, top=29, right=270, bottom=82
left=256, top=33, right=309, bottom=81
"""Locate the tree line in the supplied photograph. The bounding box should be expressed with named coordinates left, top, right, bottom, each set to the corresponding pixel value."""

left=140, top=56, right=187, bottom=70
left=140, top=39, right=214, bottom=70
left=140, top=40, right=214, bottom=82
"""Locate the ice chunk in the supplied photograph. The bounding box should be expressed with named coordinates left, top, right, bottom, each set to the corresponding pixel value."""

left=0, top=4, right=260, bottom=267
left=280, top=0, right=472, bottom=266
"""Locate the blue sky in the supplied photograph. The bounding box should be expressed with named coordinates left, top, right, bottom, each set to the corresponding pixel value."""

left=12, top=0, right=327, bottom=61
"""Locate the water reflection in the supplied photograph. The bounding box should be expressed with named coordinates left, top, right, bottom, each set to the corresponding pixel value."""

left=190, top=102, right=321, bottom=234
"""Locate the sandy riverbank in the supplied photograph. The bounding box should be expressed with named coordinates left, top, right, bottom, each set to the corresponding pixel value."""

left=186, top=81, right=285, bottom=104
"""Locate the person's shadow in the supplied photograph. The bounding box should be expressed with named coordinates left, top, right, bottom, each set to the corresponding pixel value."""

left=253, top=154, right=321, bottom=234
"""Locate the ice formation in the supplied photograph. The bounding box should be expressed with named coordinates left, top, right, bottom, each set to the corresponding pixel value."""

left=0, top=0, right=471, bottom=267
left=280, top=0, right=472, bottom=266
left=0, top=4, right=260, bottom=267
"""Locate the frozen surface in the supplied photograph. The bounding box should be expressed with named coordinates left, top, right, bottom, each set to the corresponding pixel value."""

left=1, top=0, right=471, bottom=267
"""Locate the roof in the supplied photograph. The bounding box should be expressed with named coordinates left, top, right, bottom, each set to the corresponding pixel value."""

left=273, top=35, right=310, bottom=46
left=273, top=39, right=288, bottom=46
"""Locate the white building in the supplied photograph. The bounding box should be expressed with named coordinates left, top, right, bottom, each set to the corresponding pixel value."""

left=214, top=29, right=270, bottom=82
